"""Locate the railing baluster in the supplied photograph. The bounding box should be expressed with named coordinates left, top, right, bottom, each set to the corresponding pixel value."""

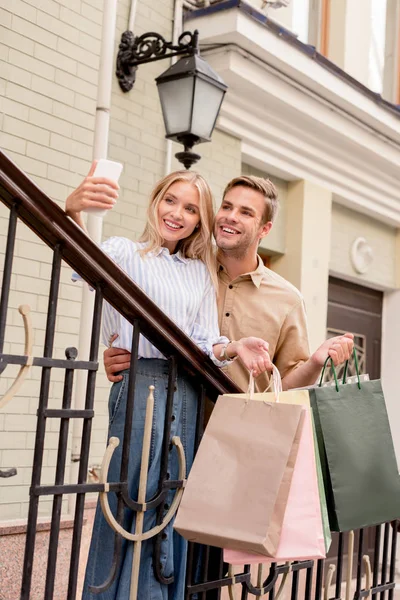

left=21, top=245, right=62, bottom=600
left=67, top=288, right=103, bottom=600
left=240, top=564, right=250, bottom=600
left=0, top=201, right=18, bottom=367
left=388, top=522, right=398, bottom=600
left=335, top=533, right=344, bottom=599
left=355, top=529, right=365, bottom=598
left=44, top=347, right=77, bottom=600
left=305, top=565, right=314, bottom=600
left=315, top=559, right=324, bottom=600
left=291, top=564, right=299, bottom=600
left=373, top=525, right=382, bottom=592
left=380, top=523, right=390, bottom=600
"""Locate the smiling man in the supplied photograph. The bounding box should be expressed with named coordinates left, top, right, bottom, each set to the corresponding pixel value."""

left=104, top=174, right=353, bottom=391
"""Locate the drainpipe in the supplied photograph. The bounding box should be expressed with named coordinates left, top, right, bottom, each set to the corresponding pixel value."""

left=165, top=0, right=184, bottom=174
left=69, top=0, right=119, bottom=516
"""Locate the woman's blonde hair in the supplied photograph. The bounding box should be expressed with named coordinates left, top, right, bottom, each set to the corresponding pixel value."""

left=139, top=171, right=218, bottom=288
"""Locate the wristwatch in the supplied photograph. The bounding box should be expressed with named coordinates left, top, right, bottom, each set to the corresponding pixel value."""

left=219, top=342, right=237, bottom=361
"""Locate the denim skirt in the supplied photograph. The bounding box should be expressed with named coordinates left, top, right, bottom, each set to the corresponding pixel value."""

left=82, top=358, right=198, bottom=600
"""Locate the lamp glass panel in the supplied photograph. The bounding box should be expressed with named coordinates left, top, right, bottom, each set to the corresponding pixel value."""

left=191, top=78, right=225, bottom=140
left=157, top=76, right=194, bottom=136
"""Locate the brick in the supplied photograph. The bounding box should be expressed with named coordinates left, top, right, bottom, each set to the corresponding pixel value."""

left=6, top=83, right=52, bottom=116
left=50, top=133, right=92, bottom=161
left=4, top=0, right=37, bottom=21
left=0, top=25, right=35, bottom=55
left=60, top=6, right=101, bottom=39
left=2, top=97, right=30, bottom=121
left=37, top=9, right=80, bottom=43
left=34, top=43, right=77, bottom=75
left=55, top=70, right=97, bottom=100
left=9, top=48, right=55, bottom=81
left=31, top=74, right=75, bottom=106
left=0, top=432, right=27, bottom=450
left=11, top=256, right=41, bottom=278
left=73, top=92, right=96, bottom=115
left=23, top=0, right=60, bottom=18
left=81, top=1, right=103, bottom=25
left=4, top=414, right=36, bottom=433
left=12, top=15, right=58, bottom=49
left=26, top=142, right=71, bottom=170
left=0, top=485, right=30, bottom=503
left=0, top=7, right=11, bottom=28
left=29, top=108, right=73, bottom=138
left=3, top=115, right=50, bottom=146
left=69, top=156, right=92, bottom=176
left=53, top=101, right=94, bottom=129
left=79, top=30, right=101, bottom=55
left=77, top=62, right=98, bottom=86
left=57, top=37, right=98, bottom=70
left=0, top=132, right=27, bottom=155
left=1, top=60, right=32, bottom=89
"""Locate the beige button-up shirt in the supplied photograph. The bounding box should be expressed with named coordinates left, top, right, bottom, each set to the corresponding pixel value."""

left=217, top=256, right=310, bottom=392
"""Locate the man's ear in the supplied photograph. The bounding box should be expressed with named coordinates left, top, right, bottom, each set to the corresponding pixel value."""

left=259, top=221, right=273, bottom=241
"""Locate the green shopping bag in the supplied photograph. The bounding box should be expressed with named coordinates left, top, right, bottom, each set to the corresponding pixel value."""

left=309, top=352, right=400, bottom=532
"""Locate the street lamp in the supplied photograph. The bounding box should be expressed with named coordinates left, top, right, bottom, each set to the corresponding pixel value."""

left=116, top=30, right=227, bottom=169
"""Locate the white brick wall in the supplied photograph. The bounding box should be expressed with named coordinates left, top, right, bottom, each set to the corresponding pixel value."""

left=0, top=0, right=247, bottom=524
left=0, top=0, right=107, bottom=521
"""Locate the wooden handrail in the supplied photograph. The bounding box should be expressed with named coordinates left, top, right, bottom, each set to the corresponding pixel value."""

left=0, top=150, right=241, bottom=397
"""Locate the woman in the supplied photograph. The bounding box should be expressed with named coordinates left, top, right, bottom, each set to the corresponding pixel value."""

left=66, top=163, right=271, bottom=599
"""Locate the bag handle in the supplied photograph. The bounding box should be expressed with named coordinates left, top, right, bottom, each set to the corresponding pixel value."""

left=319, top=348, right=361, bottom=392
left=341, top=348, right=361, bottom=389
left=247, top=364, right=282, bottom=403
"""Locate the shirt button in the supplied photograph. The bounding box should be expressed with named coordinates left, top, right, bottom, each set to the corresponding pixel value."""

left=225, top=312, right=230, bottom=317
left=171, top=415, right=175, bottom=421
left=229, top=285, right=233, bottom=289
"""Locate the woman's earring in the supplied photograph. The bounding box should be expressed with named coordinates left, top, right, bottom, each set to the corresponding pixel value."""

left=195, top=224, right=200, bottom=229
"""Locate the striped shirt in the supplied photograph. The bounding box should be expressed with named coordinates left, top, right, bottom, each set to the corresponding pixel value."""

left=82, top=238, right=228, bottom=365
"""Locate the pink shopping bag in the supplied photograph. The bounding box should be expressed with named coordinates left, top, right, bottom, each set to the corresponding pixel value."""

left=224, top=368, right=326, bottom=564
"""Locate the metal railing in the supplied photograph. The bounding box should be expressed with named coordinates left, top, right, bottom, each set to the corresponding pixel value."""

left=0, top=150, right=398, bottom=599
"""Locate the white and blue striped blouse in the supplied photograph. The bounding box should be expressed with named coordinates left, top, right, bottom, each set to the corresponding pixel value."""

left=87, top=238, right=228, bottom=365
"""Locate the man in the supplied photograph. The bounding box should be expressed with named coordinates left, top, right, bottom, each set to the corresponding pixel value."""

left=104, top=175, right=353, bottom=390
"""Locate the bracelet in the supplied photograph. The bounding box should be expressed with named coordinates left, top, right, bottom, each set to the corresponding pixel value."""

left=219, top=342, right=237, bottom=361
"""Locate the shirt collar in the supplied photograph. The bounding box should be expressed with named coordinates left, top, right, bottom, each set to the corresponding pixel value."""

left=218, top=255, right=265, bottom=289
left=151, top=246, right=190, bottom=264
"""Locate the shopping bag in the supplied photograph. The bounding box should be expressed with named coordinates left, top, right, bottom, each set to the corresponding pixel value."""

left=174, top=370, right=305, bottom=556
left=310, top=352, right=400, bottom=532
left=224, top=367, right=327, bottom=564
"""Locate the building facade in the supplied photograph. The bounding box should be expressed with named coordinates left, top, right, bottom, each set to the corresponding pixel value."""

left=0, top=0, right=400, bottom=596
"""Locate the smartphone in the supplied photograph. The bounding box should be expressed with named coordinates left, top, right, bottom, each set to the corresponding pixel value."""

left=84, top=159, right=123, bottom=218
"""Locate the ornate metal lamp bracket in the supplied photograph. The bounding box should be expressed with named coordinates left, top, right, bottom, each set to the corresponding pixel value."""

left=116, top=30, right=199, bottom=92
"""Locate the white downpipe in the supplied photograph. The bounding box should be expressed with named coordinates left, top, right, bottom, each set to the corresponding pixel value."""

left=69, top=0, right=119, bottom=516
left=165, top=0, right=184, bottom=175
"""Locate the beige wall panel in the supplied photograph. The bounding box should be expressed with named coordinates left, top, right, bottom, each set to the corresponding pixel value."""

left=330, top=203, right=398, bottom=290
left=241, top=163, right=287, bottom=256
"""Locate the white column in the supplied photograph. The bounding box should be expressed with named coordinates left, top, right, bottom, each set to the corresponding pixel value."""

left=273, top=180, right=332, bottom=353
left=328, top=0, right=372, bottom=87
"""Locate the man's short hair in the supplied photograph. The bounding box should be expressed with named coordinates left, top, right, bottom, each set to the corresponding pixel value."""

left=222, top=175, right=278, bottom=224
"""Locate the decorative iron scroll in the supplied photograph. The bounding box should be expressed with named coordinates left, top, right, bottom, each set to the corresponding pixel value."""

left=116, top=30, right=199, bottom=92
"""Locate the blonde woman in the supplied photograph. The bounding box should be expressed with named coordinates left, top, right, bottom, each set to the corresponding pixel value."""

left=65, top=164, right=271, bottom=600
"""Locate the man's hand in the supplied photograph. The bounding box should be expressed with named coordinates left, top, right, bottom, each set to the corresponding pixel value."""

left=103, top=334, right=131, bottom=382
left=282, top=332, right=355, bottom=390
left=310, top=332, right=354, bottom=368
left=230, top=337, right=272, bottom=378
